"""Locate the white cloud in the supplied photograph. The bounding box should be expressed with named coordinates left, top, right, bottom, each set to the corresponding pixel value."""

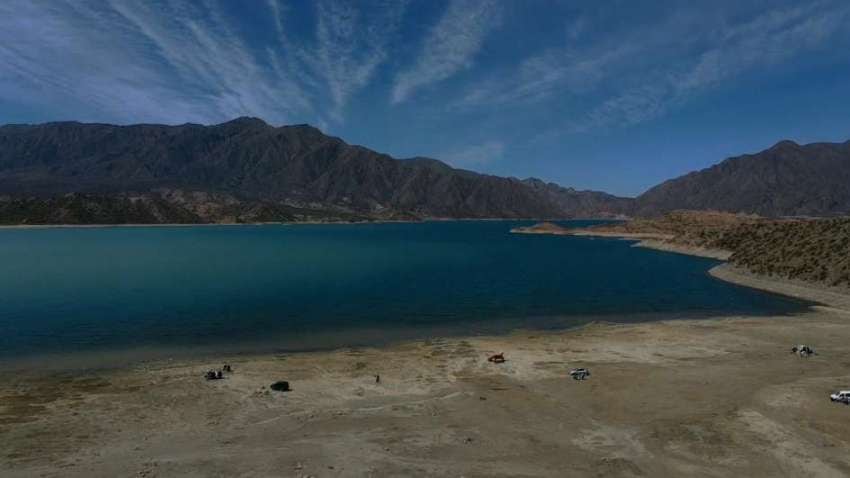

left=0, top=0, right=313, bottom=124
left=457, top=1, right=849, bottom=137
left=266, top=0, right=286, bottom=40
left=0, top=0, right=409, bottom=125
left=674, top=3, right=846, bottom=95
left=577, top=84, right=669, bottom=133
left=110, top=0, right=313, bottom=119
left=577, top=2, right=850, bottom=132
left=391, top=0, right=501, bottom=104
left=454, top=10, right=701, bottom=111
left=566, top=16, right=587, bottom=41
left=441, top=140, right=504, bottom=167
left=302, top=0, right=407, bottom=120
left=460, top=42, right=638, bottom=108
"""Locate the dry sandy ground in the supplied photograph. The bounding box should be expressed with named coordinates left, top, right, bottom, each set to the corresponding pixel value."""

left=3, top=287, right=850, bottom=477
left=711, top=264, right=850, bottom=311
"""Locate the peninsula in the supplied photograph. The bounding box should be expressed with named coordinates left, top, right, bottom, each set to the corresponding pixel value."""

left=513, top=211, right=850, bottom=306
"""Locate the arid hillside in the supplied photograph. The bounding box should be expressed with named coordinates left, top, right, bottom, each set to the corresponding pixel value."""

left=715, top=218, right=850, bottom=288
left=0, top=119, right=630, bottom=223
left=634, top=140, right=850, bottom=217
left=537, top=211, right=850, bottom=289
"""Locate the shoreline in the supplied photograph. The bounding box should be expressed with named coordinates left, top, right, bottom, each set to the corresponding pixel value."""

left=630, top=238, right=732, bottom=260
left=603, top=236, right=850, bottom=307
left=0, top=216, right=622, bottom=230
left=5, top=305, right=850, bottom=476
left=513, top=224, right=850, bottom=305
left=709, top=264, right=850, bottom=311
left=512, top=225, right=732, bottom=260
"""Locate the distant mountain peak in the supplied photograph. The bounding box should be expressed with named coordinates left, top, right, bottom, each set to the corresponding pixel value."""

left=281, top=123, right=324, bottom=134
left=522, top=177, right=547, bottom=185
left=523, top=177, right=578, bottom=194
left=636, top=139, right=850, bottom=217
left=769, top=139, right=800, bottom=151
left=219, top=116, right=269, bottom=128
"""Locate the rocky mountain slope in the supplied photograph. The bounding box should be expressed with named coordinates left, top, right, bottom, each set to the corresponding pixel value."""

left=2, top=118, right=850, bottom=224
left=0, top=118, right=631, bottom=224
left=635, top=140, right=850, bottom=217
left=521, top=178, right=632, bottom=218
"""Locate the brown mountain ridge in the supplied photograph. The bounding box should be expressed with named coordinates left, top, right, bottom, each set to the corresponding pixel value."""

left=1, top=118, right=849, bottom=224
left=0, top=118, right=627, bottom=224
left=634, top=139, right=850, bottom=217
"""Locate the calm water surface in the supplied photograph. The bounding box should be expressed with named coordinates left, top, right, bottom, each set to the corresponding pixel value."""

left=0, top=221, right=810, bottom=365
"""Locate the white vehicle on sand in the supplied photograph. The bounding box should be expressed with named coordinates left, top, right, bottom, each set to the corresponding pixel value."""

left=830, top=391, right=850, bottom=404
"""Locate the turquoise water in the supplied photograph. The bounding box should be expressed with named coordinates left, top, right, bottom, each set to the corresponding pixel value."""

left=0, top=221, right=809, bottom=364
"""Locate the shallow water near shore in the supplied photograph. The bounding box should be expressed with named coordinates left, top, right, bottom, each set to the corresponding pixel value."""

left=0, top=220, right=811, bottom=367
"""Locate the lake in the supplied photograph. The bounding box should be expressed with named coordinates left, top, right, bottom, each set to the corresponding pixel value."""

left=0, top=221, right=810, bottom=366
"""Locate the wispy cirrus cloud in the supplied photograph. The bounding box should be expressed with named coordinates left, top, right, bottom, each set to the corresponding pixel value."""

left=0, top=0, right=312, bottom=124
left=110, top=0, right=313, bottom=118
left=266, top=0, right=287, bottom=40
left=456, top=1, right=850, bottom=137
left=457, top=8, right=707, bottom=111
left=674, top=3, right=847, bottom=95
left=460, top=42, right=639, bottom=108
left=301, top=0, right=407, bottom=120
left=391, top=0, right=502, bottom=104
left=572, top=2, right=850, bottom=132
left=0, top=0, right=410, bottom=126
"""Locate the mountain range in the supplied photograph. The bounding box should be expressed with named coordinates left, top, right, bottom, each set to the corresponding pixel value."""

left=0, top=117, right=848, bottom=224
left=634, top=139, right=850, bottom=217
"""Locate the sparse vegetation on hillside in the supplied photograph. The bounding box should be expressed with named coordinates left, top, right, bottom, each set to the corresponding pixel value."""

left=0, top=191, right=377, bottom=225
left=717, top=219, right=850, bottom=288
left=578, top=211, right=850, bottom=289
left=0, top=194, right=202, bottom=225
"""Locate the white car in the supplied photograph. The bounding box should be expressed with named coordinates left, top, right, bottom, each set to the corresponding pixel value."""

left=830, top=391, right=850, bottom=404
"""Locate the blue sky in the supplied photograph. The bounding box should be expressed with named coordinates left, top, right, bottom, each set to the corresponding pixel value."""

left=1, top=0, right=849, bottom=196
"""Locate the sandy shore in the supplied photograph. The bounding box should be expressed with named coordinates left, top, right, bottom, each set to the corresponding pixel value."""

left=710, top=264, right=850, bottom=310
left=3, top=301, right=850, bottom=476
left=632, top=239, right=732, bottom=260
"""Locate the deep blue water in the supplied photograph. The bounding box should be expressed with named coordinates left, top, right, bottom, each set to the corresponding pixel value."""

left=0, top=220, right=809, bottom=364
